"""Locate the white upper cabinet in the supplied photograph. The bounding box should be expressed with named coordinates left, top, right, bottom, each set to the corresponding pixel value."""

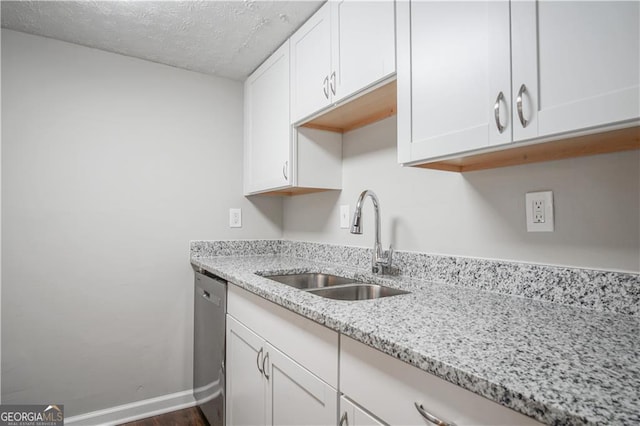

left=398, top=1, right=511, bottom=163
left=398, top=0, right=640, bottom=167
left=244, top=40, right=342, bottom=196
left=244, top=41, right=291, bottom=194
left=331, top=0, right=396, bottom=104
left=291, top=0, right=396, bottom=124
left=290, top=3, right=333, bottom=123
left=511, top=0, right=640, bottom=141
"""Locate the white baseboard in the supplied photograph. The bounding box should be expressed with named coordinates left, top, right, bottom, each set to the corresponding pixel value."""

left=65, top=389, right=196, bottom=426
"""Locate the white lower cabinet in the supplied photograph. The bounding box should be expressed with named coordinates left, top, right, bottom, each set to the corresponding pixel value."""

left=339, top=396, right=384, bottom=426
left=267, top=342, right=337, bottom=425
left=340, top=336, right=543, bottom=426
left=226, top=286, right=339, bottom=426
left=226, top=316, right=265, bottom=426
left=226, top=316, right=336, bottom=426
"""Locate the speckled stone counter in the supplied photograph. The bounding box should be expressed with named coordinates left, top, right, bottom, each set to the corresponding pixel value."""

left=191, top=248, right=639, bottom=425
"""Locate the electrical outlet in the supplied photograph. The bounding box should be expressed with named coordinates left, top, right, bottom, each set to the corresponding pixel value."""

left=229, top=208, right=242, bottom=228
left=533, top=199, right=545, bottom=223
left=340, top=205, right=350, bottom=229
left=525, top=191, right=554, bottom=232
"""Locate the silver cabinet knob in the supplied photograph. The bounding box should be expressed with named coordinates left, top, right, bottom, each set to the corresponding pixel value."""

left=516, top=83, right=529, bottom=128
left=323, top=76, right=329, bottom=99
left=262, top=352, right=270, bottom=379
left=330, top=71, right=336, bottom=95
left=256, top=347, right=264, bottom=374
left=339, top=411, right=348, bottom=426
left=493, top=91, right=506, bottom=133
left=282, top=160, right=288, bottom=181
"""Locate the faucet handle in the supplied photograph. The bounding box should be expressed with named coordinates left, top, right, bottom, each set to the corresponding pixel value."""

left=386, top=244, right=394, bottom=266
left=372, top=245, right=394, bottom=275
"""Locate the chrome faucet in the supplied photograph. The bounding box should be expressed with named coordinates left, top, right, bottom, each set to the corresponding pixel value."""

left=350, top=190, right=393, bottom=275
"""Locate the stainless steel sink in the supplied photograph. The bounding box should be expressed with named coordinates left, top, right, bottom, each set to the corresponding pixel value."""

left=264, top=273, right=354, bottom=290
left=306, top=283, right=409, bottom=301
left=261, top=273, right=409, bottom=301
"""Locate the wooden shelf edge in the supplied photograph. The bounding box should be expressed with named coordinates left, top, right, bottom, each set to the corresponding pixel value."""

left=300, top=79, right=397, bottom=134
left=247, top=187, right=340, bottom=197
left=413, top=125, right=640, bottom=173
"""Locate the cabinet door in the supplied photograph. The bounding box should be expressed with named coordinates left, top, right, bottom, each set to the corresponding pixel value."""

left=226, top=316, right=266, bottom=426
left=290, top=2, right=332, bottom=123
left=244, top=41, right=291, bottom=194
left=397, top=1, right=511, bottom=164
left=511, top=0, right=640, bottom=141
left=331, top=0, right=395, bottom=103
left=265, top=343, right=337, bottom=426
left=340, top=396, right=384, bottom=426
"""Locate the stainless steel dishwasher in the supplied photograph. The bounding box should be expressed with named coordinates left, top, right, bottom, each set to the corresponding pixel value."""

left=193, top=270, right=227, bottom=426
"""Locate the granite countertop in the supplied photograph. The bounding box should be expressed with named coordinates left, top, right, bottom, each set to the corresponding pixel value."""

left=191, top=254, right=639, bottom=426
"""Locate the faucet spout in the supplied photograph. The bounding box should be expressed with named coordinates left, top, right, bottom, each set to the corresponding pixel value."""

left=350, top=190, right=393, bottom=274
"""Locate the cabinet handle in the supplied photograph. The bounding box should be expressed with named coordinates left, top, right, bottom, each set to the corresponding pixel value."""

left=330, top=71, right=336, bottom=96
left=493, top=91, right=506, bottom=134
left=256, top=347, right=263, bottom=374
left=262, top=352, right=270, bottom=379
left=282, top=160, right=288, bottom=181
left=323, top=76, right=329, bottom=99
left=516, top=83, right=529, bottom=128
left=339, top=411, right=348, bottom=426
left=414, top=402, right=456, bottom=426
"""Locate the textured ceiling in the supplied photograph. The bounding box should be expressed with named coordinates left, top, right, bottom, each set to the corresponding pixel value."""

left=1, top=0, right=324, bottom=80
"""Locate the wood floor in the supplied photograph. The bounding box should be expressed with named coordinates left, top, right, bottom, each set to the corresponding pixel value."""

left=119, top=407, right=209, bottom=426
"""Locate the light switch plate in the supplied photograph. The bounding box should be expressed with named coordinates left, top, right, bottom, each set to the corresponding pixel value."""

left=525, top=191, right=554, bottom=232
left=340, top=205, right=350, bottom=229
left=229, top=208, right=242, bottom=228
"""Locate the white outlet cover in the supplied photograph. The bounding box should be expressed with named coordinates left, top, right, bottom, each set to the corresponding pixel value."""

left=229, top=208, right=242, bottom=228
left=340, top=205, right=350, bottom=229
left=525, top=191, right=554, bottom=232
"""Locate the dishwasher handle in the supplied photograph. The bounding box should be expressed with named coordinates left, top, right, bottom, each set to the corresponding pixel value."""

left=198, top=286, right=222, bottom=306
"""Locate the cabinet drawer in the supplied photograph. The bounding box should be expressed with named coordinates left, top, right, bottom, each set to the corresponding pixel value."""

left=228, top=285, right=339, bottom=388
left=340, top=336, right=542, bottom=426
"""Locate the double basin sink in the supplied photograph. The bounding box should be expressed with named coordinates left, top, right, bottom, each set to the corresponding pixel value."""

left=262, top=273, right=409, bottom=301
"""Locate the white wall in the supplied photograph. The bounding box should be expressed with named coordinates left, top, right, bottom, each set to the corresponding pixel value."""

left=1, top=30, right=282, bottom=416
left=283, top=117, right=640, bottom=273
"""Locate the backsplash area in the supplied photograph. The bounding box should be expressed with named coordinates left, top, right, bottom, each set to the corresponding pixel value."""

left=191, top=240, right=639, bottom=316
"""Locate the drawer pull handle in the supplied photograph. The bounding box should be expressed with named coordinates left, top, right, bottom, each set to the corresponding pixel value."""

left=339, top=411, right=348, bottom=426
left=256, top=347, right=263, bottom=374
left=414, top=403, right=456, bottom=426
left=323, top=76, right=329, bottom=99
left=262, top=352, right=270, bottom=379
